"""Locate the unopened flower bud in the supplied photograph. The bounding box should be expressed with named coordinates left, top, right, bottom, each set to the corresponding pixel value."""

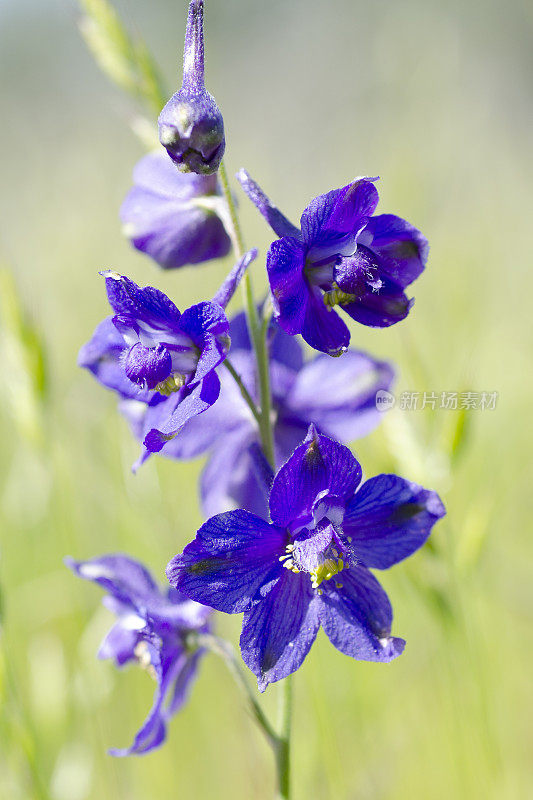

left=159, top=0, right=225, bottom=175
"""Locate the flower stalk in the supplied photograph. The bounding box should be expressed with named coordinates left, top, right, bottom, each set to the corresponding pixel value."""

left=219, top=160, right=276, bottom=468
left=218, top=159, right=291, bottom=795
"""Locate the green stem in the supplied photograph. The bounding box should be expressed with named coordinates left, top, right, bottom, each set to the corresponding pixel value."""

left=274, top=677, right=293, bottom=799
left=224, top=359, right=262, bottom=426
left=218, top=160, right=276, bottom=468
left=195, top=633, right=278, bottom=746
left=219, top=160, right=245, bottom=259
left=218, top=161, right=293, bottom=796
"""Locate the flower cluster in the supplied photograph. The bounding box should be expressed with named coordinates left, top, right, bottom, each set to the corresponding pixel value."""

left=69, top=0, right=445, bottom=762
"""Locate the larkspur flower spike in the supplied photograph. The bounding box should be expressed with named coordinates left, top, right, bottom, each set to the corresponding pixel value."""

left=159, top=0, right=225, bottom=175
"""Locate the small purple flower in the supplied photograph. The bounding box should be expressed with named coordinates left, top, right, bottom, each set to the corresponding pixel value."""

left=167, top=426, right=445, bottom=691
left=65, top=554, right=212, bottom=755
left=238, top=169, right=429, bottom=356
left=159, top=0, right=225, bottom=174
left=78, top=271, right=231, bottom=456
left=120, top=150, right=231, bottom=270
left=120, top=311, right=394, bottom=516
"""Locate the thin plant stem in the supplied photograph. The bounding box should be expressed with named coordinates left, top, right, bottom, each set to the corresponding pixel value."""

left=274, top=676, right=293, bottom=799
left=218, top=160, right=276, bottom=468
left=219, top=160, right=245, bottom=258
left=195, top=633, right=278, bottom=747
left=218, top=160, right=293, bottom=796
left=224, top=359, right=262, bottom=426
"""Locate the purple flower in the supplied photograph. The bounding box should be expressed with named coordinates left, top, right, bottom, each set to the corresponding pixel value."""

left=78, top=271, right=231, bottom=456
left=238, top=169, right=429, bottom=356
left=65, top=554, right=212, bottom=755
left=159, top=0, right=225, bottom=174
left=121, top=310, right=395, bottom=516
left=167, top=426, right=445, bottom=691
left=120, top=150, right=231, bottom=270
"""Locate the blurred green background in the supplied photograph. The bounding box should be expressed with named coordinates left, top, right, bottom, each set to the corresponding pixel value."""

left=0, top=0, right=531, bottom=798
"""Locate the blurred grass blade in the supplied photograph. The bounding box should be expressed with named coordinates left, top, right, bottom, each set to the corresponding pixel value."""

left=440, top=404, right=471, bottom=465
left=0, top=267, right=48, bottom=446
left=134, top=39, right=168, bottom=114
left=455, top=501, right=493, bottom=574
left=79, top=0, right=168, bottom=116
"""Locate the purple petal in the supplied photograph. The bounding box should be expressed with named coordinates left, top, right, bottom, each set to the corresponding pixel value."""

left=165, top=648, right=203, bottom=716
left=78, top=317, right=153, bottom=402
left=123, top=342, right=172, bottom=390
left=360, top=214, right=428, bottom=288
left=240, top=570, right=320, bottom=691
left=199, top=430, right=269, bottom=518
left=318, top=565, right=405, bottom=662
left=110, top=645, right=186, bottom=757
left=286, top=350, right=395, bottom=441
left=269, top=426, right=362, bottom=527
left=143, top=371, right=221, bottom=453
left=181, top=0, right=206, bottom=90
left=342, top=292, right=413, bottom=328
left=300, top=287, right=350, bottom=356
left=121, top=186, right=231, bottom=270
left=236, top=168, right=301, bottom=239
left=97, top=621, right=141, bottom=667
left=336, top=253, right=413, bottom=327
left=266, top=237, right=309, bottom=334
left=102, top=272, right=181, bottom=329
left=64, top=554, right=159, bottom=607
left=343, top=475, right=445, bottom=569
left=179, top=301, right=230, bottom=383
left=129, top=150, right=219, bottom=200
left=212, top=249, right=257, bottom=309
left=300, top=179, right=379, bottom=250
left=166, top=509, right=286, bottom=614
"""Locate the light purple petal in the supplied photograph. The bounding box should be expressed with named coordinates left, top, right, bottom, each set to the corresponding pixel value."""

left=97, top=621, right=140, bottom=667
left=110, top=645, right=184, bottom=757
left=64, top=554, right=159, bottom=606
left=199, top=431, right=268, bottom=518
left=286, top=350, right=395, bottom=442
left=130, top=150, right=219, bottom=200
left=165, top=649, right=203, bottom=716
left=121, top=188, right=231, bottom=270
